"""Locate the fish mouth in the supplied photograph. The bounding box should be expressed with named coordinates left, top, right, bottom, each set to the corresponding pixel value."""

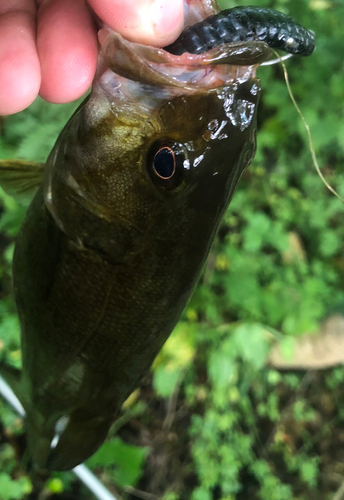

left=97, top=28, right=271, bottom=92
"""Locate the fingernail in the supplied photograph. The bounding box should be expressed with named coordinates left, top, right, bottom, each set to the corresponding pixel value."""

left=151, top=0, right=184, bottom=44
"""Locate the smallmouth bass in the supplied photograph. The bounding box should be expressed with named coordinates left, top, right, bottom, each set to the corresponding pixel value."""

left=0, top=0, right=314, bottom=471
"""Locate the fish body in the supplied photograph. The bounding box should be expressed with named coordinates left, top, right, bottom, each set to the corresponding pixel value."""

left=15, top=80, right=260, bottom=470
left=0, top=1, right=314, bottom=471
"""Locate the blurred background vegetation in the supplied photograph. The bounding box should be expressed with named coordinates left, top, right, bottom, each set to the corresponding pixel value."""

left=0, top=0, right=344, bottom=498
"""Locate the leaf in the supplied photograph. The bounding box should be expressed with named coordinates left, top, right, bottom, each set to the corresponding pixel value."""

left=0, top=315, right=20, bottom=350
left=231, top=324, right=270, bottom=370
left=87, top=437, right=148, bottom=487
left=153, top=365, right=182, bottom=398
left=46, top=478, right=64, bottom=494
left=0, top=474, right=31, bottom=500
left=242, top=212, right=271, bottom=253
left=191, top=486, right=212, bottom=500
left=319, top=230, right=341, bottom=257
left=208, top=339, right=237, bottom=390
left=152, top=322, right=195, bottom=397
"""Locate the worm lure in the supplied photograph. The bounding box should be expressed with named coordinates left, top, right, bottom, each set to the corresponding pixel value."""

left=164, top=6, right=315, bottom=57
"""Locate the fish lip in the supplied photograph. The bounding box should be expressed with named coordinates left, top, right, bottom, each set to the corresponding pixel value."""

left=97, top=28, right=272, bottom=91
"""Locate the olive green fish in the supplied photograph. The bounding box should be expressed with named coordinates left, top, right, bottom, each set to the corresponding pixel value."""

left=0, top=0, right=310, bottom=471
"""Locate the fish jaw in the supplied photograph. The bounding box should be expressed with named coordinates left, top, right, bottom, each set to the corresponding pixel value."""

left=97, top=27, right=271, bottom=91
left=95, top=0, right=271, bottom=93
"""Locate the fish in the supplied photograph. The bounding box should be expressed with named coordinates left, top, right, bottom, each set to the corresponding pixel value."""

left=0, top=0, right=314, bottom=471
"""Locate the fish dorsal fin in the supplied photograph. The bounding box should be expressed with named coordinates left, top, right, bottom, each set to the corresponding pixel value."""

left=0, top=160, right=45, bottom=205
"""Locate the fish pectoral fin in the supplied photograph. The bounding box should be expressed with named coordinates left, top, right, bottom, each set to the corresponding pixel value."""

left=0, top=160, right=44, bottom=205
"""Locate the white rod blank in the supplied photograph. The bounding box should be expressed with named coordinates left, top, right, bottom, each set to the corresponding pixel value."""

left=0, top=375, right=119, bottom=500
left=74, top=464, right=120, bottom=500
left=0, top=375, right=25, bottom=417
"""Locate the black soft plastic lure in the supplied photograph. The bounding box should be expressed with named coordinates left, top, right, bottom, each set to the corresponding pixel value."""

left=164, top=6, right=315, bottom=56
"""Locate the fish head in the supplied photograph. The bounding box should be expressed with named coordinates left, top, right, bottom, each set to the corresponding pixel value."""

left=44, top=30, right=271, bottom=266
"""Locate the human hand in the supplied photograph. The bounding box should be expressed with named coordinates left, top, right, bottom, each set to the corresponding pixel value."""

left=0, top=0, right=184, bottom=115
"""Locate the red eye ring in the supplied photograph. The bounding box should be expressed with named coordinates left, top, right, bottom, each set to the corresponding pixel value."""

left=147, top=139, right=188, bottom=191
left=153, top=147, right=176, bottom=180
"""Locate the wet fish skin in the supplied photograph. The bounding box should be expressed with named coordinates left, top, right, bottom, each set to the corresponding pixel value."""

left=11, top=78, right=260, bottom=470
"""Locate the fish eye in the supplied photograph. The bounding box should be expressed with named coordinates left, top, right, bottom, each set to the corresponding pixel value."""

left=153, top=147, right=175, bottom=179
left=148, top=140, right=188, bottom=190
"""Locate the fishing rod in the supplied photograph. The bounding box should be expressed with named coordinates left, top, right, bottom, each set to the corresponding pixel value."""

left=0, top=375, right=118, bottom=500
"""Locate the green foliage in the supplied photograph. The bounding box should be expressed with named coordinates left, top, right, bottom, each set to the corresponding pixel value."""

left=251, top=460, right=293, bottom=500
left=87, top=437, right=149, bottom=488
left=150, top=1, right=344, bottom=497
left=0, top=445, right=31, bottom=500
left=0, top=474, right=31, bottom=500
left=0, top=97, right=82, bottom=162
left=45, top=478, right=64, bottom=495
left=153, top=321, right=196, bottom=397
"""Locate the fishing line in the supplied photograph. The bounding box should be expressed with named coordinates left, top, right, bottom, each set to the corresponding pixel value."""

left=269, top=49, right=344, bottom=203
left=261, top=53, right=293, bottom=66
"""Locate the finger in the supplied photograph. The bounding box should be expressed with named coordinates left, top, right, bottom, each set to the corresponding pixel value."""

left=87, top=0, right=184, bottom=46
left=37, top=0, right=98, bottom=103
left=0, top=2, right=40, bottom=115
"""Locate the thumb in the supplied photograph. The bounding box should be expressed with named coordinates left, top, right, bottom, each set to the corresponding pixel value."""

left=87, top=0, right=184, bottom=46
